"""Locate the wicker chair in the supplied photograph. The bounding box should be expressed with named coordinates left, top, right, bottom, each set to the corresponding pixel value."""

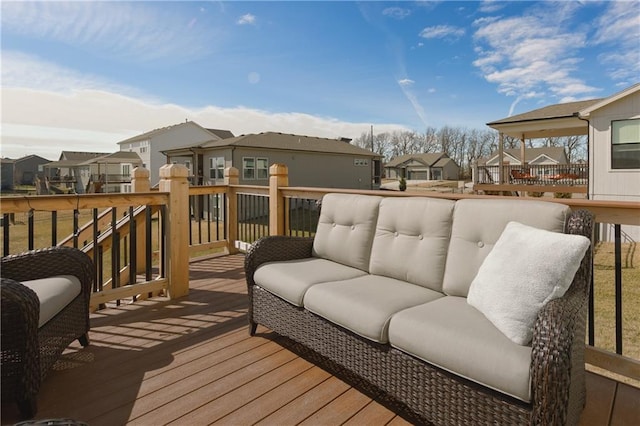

left=1, top=247, right=94, bottom=419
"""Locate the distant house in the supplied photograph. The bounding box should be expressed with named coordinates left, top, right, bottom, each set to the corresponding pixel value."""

left=475, top=147, right=569, bottom=183
left=384, top=153, right=460, bottom=181
left=44, top=151, right=142, bottom=194
left=163, top=131, right=382, bottom=190
left=13, top=154, right=51, bottom=186
left=0, top=158, right=15, bottom=191
left=117, top=121, right=234, bottom=186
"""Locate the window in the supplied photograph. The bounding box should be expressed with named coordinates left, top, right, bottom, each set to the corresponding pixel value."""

left=243, top=157, right=255, bottom=179
left=257, top=158, right=269, bottom=179
left=209, top=157, right=225, bottom=180
left=242, top=157, right=269, bottom=180
left=612, top=119, right=640, bottom=169
left=122, top=164, right=131, bottom=177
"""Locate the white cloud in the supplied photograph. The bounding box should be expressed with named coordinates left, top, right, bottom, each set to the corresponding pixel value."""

left=472, top=5, right=600, bottom=103
left=478, top=1, right=506, bottom=14
left=0, top=2, right=215, bottom=62
left=237, top=13, right=256, bottom=25
left=382, top=7, right=411, bottom=20
left=592, top=1, right=640, bottom=82
left=398, top=78, right=415, bottom=87
left=419, top=25, right=465, bottom=40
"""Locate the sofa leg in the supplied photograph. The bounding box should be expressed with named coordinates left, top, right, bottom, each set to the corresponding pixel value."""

left=78, top=333, right=90, bottom=347
left=17, top=396, right=37, bottom=420
left=249, top=321, right=258, bottom=336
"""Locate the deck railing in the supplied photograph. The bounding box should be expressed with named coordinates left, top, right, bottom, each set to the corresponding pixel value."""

left=1, top=163, right=638, bottom=383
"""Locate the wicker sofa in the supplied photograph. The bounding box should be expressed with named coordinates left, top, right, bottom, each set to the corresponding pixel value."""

left=246, top=194, right=593, bottom=425
left=1, top=246, right=94, bottom=419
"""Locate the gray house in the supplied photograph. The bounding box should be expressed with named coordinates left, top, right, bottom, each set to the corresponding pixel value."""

left=13, top=154, right=51, bottom=185
left=0, top=158, right=15, bottom=191
left=163, top=131, right=382, bottom=190
left=385, top=153, right=460, bottom=181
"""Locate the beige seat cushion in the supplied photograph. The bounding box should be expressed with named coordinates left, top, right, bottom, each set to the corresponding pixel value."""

left=304, top=275, right=443, bottom=343
left=369, top=197, right=454, bottom=292
left=388, top=296, right=533, bottom=402
left=254, top=258, right=367, bottom=306
left=21, top=275, right=82, bottom=328
left=443, top=198, right=571, bottom=297
left=312, top=193, right=382, bottom=272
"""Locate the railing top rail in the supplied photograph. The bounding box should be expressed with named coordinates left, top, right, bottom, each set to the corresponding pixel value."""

left=0, top=192, right=170, bottom=214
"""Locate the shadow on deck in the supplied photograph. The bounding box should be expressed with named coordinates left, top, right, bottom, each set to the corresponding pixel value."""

left=2, top=254, right=638, bottom=425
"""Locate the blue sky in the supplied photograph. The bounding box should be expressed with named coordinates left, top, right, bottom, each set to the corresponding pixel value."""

left=1, top=1, right=639, bottom=160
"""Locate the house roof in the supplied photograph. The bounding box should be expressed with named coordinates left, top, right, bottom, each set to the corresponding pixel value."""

left=205, top=128, right=235, bottom=139
left=1, top=158, right=15, bottom=164
left=486, top=82, right=639, bottom=139
left=168, top=132, right=381, bottom=157
left=477, top=147, right=567, bottom=166
left=14, top=154, right=51, bottom=164
left=433, top=157, right=456, bottom=168
left=59, top=151, right=110, bottom=162
left=80, top=151, right=143, bottom=165
left=117, top=121, right=233, bottom=144
left=385, top=153, right=446, bottom=168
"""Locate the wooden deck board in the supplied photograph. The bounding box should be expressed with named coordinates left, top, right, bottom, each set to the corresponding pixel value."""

left=2, top=254, right=638, bottom=426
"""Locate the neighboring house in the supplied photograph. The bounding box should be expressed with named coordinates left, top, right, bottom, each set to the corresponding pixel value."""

left=13, top=154, right=51, bottom=185
left=385, top=153, right=460, bottom=181
left=163, top=131, right=382, bottom=190
left=0, top=158, right=15, bottom=191
left=117, top=121, right=234, bottom=186
left=44, top=151, right=142, bottom=193
left=486, top=82, right=640, bottom=239
left=475, top=147, right=569, bottom=183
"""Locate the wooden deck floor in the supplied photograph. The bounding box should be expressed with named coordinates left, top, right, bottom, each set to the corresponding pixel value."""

left=2, top=254, right=638, bottom=425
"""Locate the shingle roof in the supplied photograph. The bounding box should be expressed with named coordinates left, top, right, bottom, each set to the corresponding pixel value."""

left=205, top=128, right=235, bottom=139
left=487, top=99, right=603, bottom=126
left=385, top=153, right=446, bottom=168
left=197, top=132, right=380, bottom=157
left=80, top=151, right=143, bottom=165
left=60, top=151, right=110, bottom=161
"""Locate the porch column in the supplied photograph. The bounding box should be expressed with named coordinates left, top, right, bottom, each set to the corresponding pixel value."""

left=520, top=135, right=526, bottom=170
left=269, top=164, right=289, bottom=236
left=224, top=167, right=239, bottom=254
left=131, top=166, right=150, bottom=192
left=498, top=132, right=504, bottom=184
left=159, top=163, right=190, bottom=299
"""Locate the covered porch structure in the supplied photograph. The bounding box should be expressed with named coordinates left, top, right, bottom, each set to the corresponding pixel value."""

left=475, top=98, right=599, bottom=195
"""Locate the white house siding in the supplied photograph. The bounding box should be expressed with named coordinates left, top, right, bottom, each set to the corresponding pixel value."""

left=588, top=91, right=640, bottom=241
left=119, top=123, right=218, bottom=186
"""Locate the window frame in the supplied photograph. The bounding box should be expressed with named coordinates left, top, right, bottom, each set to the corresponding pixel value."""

left=611, top=118, right=640, bottom=170
left=209, top=157, right=225, bottom=180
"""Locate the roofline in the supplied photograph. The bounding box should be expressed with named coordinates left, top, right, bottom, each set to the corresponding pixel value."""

left=579, top=82, right=640, bottom=117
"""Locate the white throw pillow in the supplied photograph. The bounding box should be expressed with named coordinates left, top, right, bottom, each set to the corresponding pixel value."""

left=467, top=221, right=590, bottom=346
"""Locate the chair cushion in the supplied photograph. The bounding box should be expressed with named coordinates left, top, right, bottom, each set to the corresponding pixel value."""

left=304, top=275, right=443, bottom=343
left=21, top=275, right=82, bottom=328
left=369, top=197, right=455, bottom=291
left=312, top=193, right=382, bottom=272
left=442, top=198, right=571, bottom=297
left=254, top=258, right=367, bottom=306
left=467, top=221, right=590, bottom=345
left=388, top=296, right=533, bottom=402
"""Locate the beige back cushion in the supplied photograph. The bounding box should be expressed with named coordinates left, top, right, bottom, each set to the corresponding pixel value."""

left=442, top=198, right=571, bottom=297
left=313, top=193, right=382, bottom=271
left=369, top=197, right=455, bottom=291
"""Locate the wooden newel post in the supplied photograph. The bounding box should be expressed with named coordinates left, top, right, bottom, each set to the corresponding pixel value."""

left=224, top=167, right=239, bottom=254
left=131, top=167, right=150, bottom=193
left=269, top=164, right=289, bottom=236
left=159, top=164, right=190, bottom=299
left=131, top=167, right=151, bottom=274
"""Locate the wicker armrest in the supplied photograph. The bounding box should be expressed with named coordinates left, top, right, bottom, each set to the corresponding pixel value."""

left=529, top=209, right=593, bottom=424
left=1, top=278, right=42, bottom=402
left=244, top=236, right=314, bottom=288
left=1, top=247, right=94, bottom=298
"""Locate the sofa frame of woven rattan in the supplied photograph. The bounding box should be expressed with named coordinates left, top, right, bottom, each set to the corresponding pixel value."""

left=245, top=209, right=593, bottom=425
left=1, top=246, right=94, bottom=419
